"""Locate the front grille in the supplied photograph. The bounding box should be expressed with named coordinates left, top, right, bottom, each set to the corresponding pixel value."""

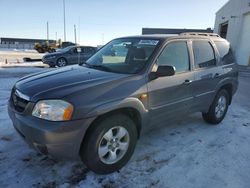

left=11, top=89, right=29, bottom=113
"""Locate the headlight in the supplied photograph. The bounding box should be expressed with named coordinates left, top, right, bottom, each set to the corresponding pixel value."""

left=32, top=100, right=73, bottom=121
left=46, top=56, right=56, bottom=59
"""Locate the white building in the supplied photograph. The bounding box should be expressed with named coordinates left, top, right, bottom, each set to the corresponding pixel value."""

left=214, top=0, right=250, bottom=66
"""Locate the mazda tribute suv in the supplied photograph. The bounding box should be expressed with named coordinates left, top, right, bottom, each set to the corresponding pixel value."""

left=8, top=33, right=238, bottom=174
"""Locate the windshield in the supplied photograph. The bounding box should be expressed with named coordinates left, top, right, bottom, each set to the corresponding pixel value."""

left=86, top=38, right=160, bottom=74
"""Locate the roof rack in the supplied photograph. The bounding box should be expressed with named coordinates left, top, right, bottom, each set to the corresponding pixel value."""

left=180, top=32, right=221, bottom=38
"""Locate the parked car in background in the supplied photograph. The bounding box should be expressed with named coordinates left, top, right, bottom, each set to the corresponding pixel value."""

left=8, top=34, right=238, bottom=174
left=42, top=46, right=97, bottom=67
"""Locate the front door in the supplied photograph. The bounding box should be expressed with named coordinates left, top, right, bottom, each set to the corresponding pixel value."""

left=147, top=41, right=195, bottom=126
left=68, top=47, right=80, bottom=64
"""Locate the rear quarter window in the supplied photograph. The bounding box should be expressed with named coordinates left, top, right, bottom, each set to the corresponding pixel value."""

left=214, top=41, right=235, bottom=65
left=82, top=47, right=95, bottom=53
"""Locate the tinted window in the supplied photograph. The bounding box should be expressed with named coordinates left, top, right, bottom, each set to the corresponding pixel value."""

left=157, top=42, right=189, bottom=73
left=193, top=41, right=216, bottom=68
left=83, top=47, right=95, bottom=53
left=72, top=47, right=78, bottom=53
left=215, top=41, right=235, bottom=64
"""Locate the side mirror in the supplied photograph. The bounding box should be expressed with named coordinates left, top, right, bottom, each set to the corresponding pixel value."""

left=149, top=65, right=175, bottom=80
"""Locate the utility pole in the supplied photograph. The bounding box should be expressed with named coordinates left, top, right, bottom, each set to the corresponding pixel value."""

left=47, top=21, right=49, bottom=42
left=63, top=0, right=66, bottom=41
left=74, top=24, right=77, bottom=44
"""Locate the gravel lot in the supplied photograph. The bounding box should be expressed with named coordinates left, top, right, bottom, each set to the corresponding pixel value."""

left=0, top=67, right=250, bottom=188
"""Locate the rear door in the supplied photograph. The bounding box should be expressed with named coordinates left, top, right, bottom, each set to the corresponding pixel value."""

left=82, top=47, right=96, bottom=61
left=147, top=40, right=195, bottom=126
left=191, top=40, right=223, bottom=112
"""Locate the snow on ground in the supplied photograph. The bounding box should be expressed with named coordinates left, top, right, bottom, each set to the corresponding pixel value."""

left=0, top=67, right=250, bottom=188
left=0, top=50, right=44, bottom=64
left=0, top=61, right=47, bottom=68
left=0, top=48, right=37, bottom=53
left=0, top=49, right=48, bottom=68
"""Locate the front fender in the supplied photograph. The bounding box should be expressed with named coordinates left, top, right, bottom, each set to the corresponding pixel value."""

left=84, top=97, right=149, bottom=127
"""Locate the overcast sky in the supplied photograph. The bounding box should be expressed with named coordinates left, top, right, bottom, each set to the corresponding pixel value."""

left=0, top=0, right=228, bottom=46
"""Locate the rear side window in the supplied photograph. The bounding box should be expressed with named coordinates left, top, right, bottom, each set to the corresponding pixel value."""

left=193, top=41, right=216, bottom=68
left=82, top=47, right=92, bottom=53
left=214, top=41, right=235, bottom=64
left=157, top=41, right=190, bottom=73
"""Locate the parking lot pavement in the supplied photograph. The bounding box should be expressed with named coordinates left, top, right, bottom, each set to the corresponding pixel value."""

left=0, top=67, right=250, bottom=188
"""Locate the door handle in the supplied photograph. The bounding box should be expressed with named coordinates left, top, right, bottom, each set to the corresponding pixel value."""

left=183, top=79, right=192, bottom=84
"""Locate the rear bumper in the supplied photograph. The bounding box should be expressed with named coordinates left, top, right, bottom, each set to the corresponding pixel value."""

left=8, top=101, right=95, bottom=160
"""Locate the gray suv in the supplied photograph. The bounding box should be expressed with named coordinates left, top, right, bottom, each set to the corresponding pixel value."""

left=42, top=46, right=97, bottom=67
left=8, top=33, right=238, bottom=174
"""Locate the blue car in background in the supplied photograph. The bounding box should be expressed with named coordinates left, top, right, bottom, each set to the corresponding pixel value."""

left=42, top=46, right=97, bottom=67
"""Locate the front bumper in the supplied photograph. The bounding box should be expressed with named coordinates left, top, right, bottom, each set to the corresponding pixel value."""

left=42, top=58, right=56, bottom=66
left=8, top=101, right=95, bottom=160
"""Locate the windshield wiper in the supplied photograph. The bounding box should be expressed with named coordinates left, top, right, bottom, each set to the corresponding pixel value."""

left=89, top=64, right=113, bottom=72
left=80, top=61, right=113, bottom=72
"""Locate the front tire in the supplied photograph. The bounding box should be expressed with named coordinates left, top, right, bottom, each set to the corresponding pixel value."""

left=202, top=89, right=229, bottom=124
left=56, top=57, right=67, bottom=67
left=80, top=114, right=137, bottom=174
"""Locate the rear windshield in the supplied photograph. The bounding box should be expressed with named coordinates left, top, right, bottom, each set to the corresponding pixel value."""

left=214, top=41, right=235, bottom=65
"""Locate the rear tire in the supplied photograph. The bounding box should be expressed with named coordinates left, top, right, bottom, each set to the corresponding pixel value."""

left=202, top=89, right=229, bottom=124
left=80, top=114, right=137, bottom=174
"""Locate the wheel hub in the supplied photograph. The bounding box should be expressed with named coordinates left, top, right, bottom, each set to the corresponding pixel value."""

left=215, top=96, right=226, bottom=119
left=98, top=126, right=130, bottom=164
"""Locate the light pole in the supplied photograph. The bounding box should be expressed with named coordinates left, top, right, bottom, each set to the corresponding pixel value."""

left=63, top=0, right=66, bottom=41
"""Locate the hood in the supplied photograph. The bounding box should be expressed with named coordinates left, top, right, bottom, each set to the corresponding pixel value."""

left=43, top=51, right=63, bottom=57
left=15, top=65, right=130, bottom=102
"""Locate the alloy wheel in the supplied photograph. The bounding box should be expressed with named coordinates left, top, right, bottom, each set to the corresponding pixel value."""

left=98, top=126, right=130, bottom=165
